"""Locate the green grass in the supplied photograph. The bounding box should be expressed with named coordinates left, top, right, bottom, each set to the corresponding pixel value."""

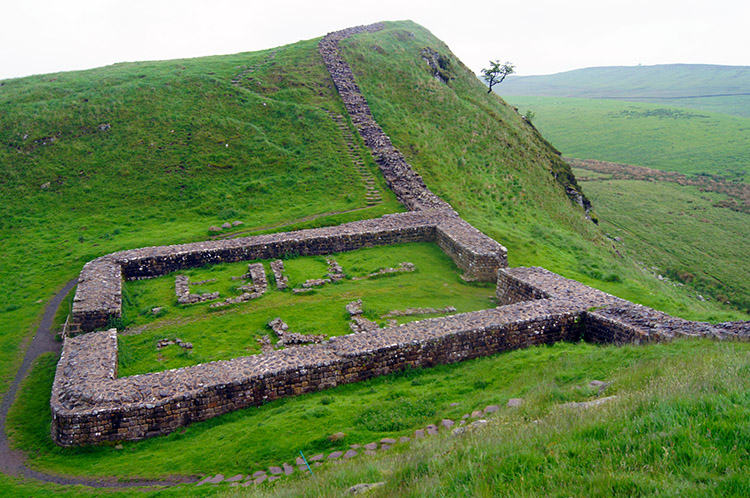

left=504, top=96, right=750, bottom=179
left=225, top=339, right=750, bottom=498
left=499, top=64, right=750, bottom=118
left=573, top=174, right=750, bottom=313
left=9, top=340, right=750, bottom=498
left=118, top=242, right=495, bottom=376
left=0, top=36, right=403, bottom=397
left=2, top=20, right=749, bottom=496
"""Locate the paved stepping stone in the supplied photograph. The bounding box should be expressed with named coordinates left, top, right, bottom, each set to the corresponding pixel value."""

left=268, top=466, right=283, bottom=475
left=471, top=419, right=488, bottom=428
left=196, top=475, right=220, bottom=486
left=350, top=444, right=361, bottom=449
left=441, top=419, right=455, bottom=429
left=449, top=402, right=460, bottom=407
left=380, top=444, right=391, bottom=451
left=415, top=429, right=425, bottom=438
left=364, top=442, right=378, bottom=450
left=427, top=426, right=438, bottom=436
left=252, top=470, right=267, bottom=478
left=254, top=475, right=267, bottom=484
left=241, top=481, right=253, bottom=487
left=283, top=463, right=294, bottom=475
left=205, top=474, right=224, bottom=484
left=484, top=405, right=500, bottom=414
left=380, top=437, right=397, bottom=444
left=364, top=450, right=377, bottom=456
left=225, top=474, right=243, bottom=483
left=507, top=398, right=523, bottom=407
left=452, top=427, right=466, bottom=436
left=399, top=436, right=411, bottom=443
left=344, top=449, right=358, bottom=459
left=296, top=456, right=305, bottom=465
left=471, top=410, right=482, bottom=418
left=310, top=453, right=325, bottom=461
left=328, top=451, right=344, bottom=460
left=269, top=476, right=280, bottom=482
left=462, top=414, right=470, bottom=419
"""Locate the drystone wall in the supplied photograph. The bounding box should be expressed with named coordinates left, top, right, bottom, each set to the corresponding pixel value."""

left=52, top=299, right=582, bottom=446
left=54, top=23, right=750, bottom=446
left=68, top=211, right=507, bottom=334
left=318, top=24, right=451, bottom=212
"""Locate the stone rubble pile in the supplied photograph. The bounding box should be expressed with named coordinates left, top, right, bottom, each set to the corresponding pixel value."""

left=346, top=299, right=379, bottom=333
left=210, top=263, right=268, bottom=308
left=351, top=261, right=415, bottom=280
left=270, top=260, right=288, bottom=290
left=156, top=338, right=193, bottom=350
left=175, top=275, right=220, bottom=305
left=268, top=317, right=327, bottom=346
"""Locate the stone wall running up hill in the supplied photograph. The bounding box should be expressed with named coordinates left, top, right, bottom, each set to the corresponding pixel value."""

left=53, top=23, right=749, bottom=447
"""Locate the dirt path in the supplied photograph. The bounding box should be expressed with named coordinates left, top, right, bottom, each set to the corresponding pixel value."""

left=0, top=278, right=194, bottom=489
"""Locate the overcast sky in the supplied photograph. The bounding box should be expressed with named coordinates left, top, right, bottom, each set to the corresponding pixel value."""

left=1, top=0, right=748, bottom=80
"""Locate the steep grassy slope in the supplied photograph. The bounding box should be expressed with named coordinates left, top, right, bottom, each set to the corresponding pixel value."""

left=1, top=20, right=749, bottom=496
left=574, top=174, right=750, bottom=312
left=500, top=64, right=750, bottom=118
left=0, top=38, right=402, bottom=395
left=337, top=22, right=744, bottom=321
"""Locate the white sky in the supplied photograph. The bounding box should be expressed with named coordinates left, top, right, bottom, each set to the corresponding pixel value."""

left=1, top=0, right=748, bottom=80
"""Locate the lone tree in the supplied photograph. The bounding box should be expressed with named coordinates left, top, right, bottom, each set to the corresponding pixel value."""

left=481, top=60, right=515, bottom=93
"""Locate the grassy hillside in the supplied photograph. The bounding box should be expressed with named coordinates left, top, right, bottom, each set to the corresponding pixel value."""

left=7, top=340, right=750, bottom=497
left=503, top=94, right=750, bottom=310
left=0, top=37, right=403, bottom=396
left=336, top=23, right=744, bottom=320
left=1, top=20, right=749, bottom=496
left=573, top=172, right=750, bottom=312
left=500, top=64, right=750, bottom=118
left=503, top=96, right=750, bottom=179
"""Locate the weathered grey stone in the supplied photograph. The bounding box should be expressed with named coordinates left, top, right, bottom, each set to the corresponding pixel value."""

left=347, top=482, right=385, bottom=494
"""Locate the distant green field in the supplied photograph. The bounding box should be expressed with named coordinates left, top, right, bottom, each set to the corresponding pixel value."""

left=500, top=64, right=750, bottom=118
left=2, top=21, right=749, bottom=496
left=505, top=96, right=750, bottom=179
left=574, top=172, right=750, bottom=312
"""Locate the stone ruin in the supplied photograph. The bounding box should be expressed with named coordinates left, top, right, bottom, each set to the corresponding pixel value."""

left=210, top=263, right=268, bottom=308
left=52, top=23, right=750, bottom=447
left=175, top=275, right=219, bottom=304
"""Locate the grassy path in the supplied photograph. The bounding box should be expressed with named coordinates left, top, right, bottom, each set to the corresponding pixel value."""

left=0, top=279, right=193, bottom=488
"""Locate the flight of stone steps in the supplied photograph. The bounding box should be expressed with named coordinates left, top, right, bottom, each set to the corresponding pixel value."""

left=231, top=50, right=278, bottom=86
left=324, top=109, right=382, bottom=206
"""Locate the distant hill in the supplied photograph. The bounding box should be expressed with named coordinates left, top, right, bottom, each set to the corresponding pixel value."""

left=497, top=64, right=750, bottom=117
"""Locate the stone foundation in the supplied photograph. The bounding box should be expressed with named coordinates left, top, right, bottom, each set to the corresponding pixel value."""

left=69, top=211, right=507, bottom=333
left=53, top=23, right=750, bottom=447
